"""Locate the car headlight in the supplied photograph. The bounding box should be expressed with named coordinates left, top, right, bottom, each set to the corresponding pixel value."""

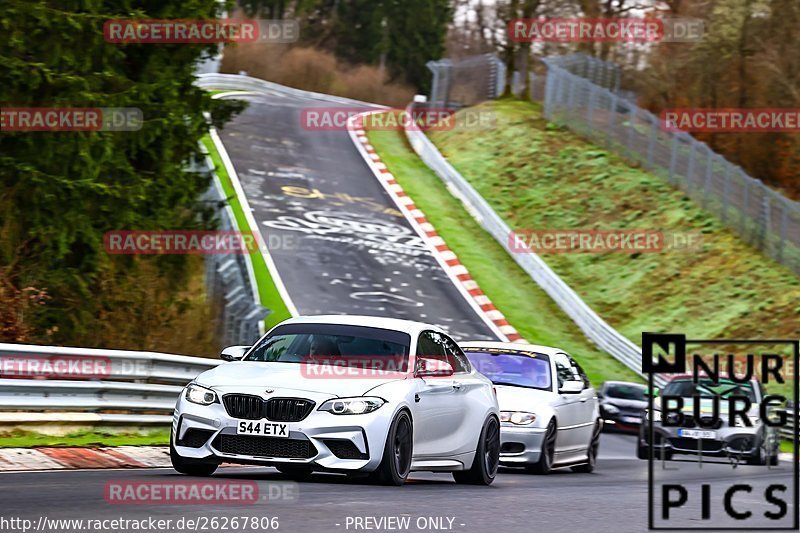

left=185, top=383, right=217, bottom=405
left=603, top=404, right=620, bottom=415
left=647, top=409, right=662, bottom=422
left=500, top=411, right=537, bottom=425
left=318, top=397, right=385, bottom=415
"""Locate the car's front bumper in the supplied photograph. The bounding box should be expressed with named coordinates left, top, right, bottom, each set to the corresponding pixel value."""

left=172, top=394, right=391, bottom=472
left=641, top=425, right=765, bottom=457
left=498, top=424, right=546, bottom=466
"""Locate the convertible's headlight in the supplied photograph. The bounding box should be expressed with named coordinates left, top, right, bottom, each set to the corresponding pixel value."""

left=185, top=383, right=217, bottom=405
left=603, top=404, right=620, bottom=415
left=318, top=397, right=385, bottom=415
left=500, top=411, right=537, bottom=425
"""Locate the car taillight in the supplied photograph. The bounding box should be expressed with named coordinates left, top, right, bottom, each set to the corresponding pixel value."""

left=492, top=386, right=497, bottom=396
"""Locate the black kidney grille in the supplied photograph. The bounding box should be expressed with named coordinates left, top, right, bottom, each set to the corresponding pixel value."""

left=223, top=394, right=264, bottom=420
left=223, top=395, right=314, bottom=422
left=265, top=398, right=315, bottom=422
left=215, top=434, right=316, bottom=459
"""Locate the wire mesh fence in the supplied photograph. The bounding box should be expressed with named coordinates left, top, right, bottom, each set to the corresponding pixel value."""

left=539, top=53, right=800, bottom=275
left=427, top=53, right=505, bottom=107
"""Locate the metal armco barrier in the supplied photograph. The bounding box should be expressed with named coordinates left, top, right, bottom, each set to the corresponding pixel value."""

left=0, top=343, right=219, bottom=425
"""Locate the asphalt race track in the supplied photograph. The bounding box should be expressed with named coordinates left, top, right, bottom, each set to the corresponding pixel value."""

left=216, top=91, right=497, bottom=341
left=1, top=434, right=795, bottom=533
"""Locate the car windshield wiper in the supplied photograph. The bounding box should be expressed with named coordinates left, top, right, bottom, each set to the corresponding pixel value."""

left=492, top=381, right=537, bottom=389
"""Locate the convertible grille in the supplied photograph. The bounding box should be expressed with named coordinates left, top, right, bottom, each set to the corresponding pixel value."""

left=214, top=434, right=316, bottom=459
left=222, top=395, right=315, bottom=422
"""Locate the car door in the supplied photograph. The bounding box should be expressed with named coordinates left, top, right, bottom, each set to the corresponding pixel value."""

left=411, top=330, right=463, bottom=457
left=568, top=355, right=598, bottom=447
left=551, top=352, right=585, bottom=456
left=440, top=333, right=489, bottom=456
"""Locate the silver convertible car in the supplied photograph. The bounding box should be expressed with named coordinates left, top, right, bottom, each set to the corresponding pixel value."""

left=460, top=342, right=602, bottom=474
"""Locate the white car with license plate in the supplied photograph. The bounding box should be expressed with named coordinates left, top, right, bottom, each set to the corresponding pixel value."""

left=460, top=342, right=602, bottom=474
left=171, top=315, right=501, bottom=485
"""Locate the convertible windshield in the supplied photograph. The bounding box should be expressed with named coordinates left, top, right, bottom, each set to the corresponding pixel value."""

left=662, top=379, right=757, bottom=402
left=464, top=350, right=552, bottom=391
left=244, top=323, right=410, bottom=366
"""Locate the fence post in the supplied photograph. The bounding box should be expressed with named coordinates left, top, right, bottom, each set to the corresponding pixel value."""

left=625, top=105, right=636, bottom=159
left=742, top=177, right=751, bottom=240
left=646, top=115, right=658, bottom=169
left=702, top=148, right=714, bottom=208
left=758, top=193, right=771, bottom=252
left=606, top=92, right=618, bottom=149
left=777, top=201, right=788, bottom=263
left=668, top=135, right=679, bottom=184
left=686, top=141, right=696, bottom=193
left=722, top=164, right=732, bottom=222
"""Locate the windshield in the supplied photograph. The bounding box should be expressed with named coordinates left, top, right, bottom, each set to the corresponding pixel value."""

left=661, top=379, right=757, bottom=403
left=244, top=323, right=410, bottom=367
left=604, top=383, right=647, bottom=401
left=464, top=349, right=552, bottom=391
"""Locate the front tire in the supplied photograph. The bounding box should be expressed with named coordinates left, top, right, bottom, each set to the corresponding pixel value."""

left=170, top=439, right=218, bottom=477
left=453, top=416, right=500, bottom=486
left=526, top=419, right=557, bottom=474
left=371, top=410, right=413, bottom=486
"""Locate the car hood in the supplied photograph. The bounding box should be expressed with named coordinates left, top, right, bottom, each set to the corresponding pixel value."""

left=195, top=361, right=407, bottom=397
left=494, top=385, right=555, bottom=411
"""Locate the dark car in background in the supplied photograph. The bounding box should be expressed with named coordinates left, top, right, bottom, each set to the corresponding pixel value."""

left=598, top=381, right=648, bottom=433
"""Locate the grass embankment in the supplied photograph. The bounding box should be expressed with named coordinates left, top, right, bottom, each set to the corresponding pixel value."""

left=202, top=133, right=291, bottom=329
left=367, top=120, right=641, bottom=386
left=0, top=429, right=169, bottom=448
left=367, top=100, right=800, bottom=393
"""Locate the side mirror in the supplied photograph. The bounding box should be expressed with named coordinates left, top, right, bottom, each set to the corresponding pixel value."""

left=559, top=380, right=584, bottom=394
left=220, top=345, right=249, bottom=362
left=415, top=356, right=454, bottom=378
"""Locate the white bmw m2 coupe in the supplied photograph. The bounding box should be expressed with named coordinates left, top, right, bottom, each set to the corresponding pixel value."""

left=171, top=315, right=500, bottom=485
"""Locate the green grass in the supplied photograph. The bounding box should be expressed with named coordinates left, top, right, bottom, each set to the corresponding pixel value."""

left=0, top=429, right=169, bottom=448
left=426, top=99, right=799, bottom=398
left=367, top=117, right=642, bottom=386
left=780, top=440, right=795, bottom=454
left=202, top=134, right=291, bottom=329
left=427, top=99, right=799, bottom=347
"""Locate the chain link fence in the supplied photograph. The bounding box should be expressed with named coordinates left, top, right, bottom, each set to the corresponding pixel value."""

left=427, top=53, right=505, bottom=107
left=539, top=53, right=800, bottom=275
left=199, top=146, right=270, bottom=349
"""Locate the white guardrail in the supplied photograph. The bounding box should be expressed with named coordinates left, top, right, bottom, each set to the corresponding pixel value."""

left=0, top=343, right=218, bottom=426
